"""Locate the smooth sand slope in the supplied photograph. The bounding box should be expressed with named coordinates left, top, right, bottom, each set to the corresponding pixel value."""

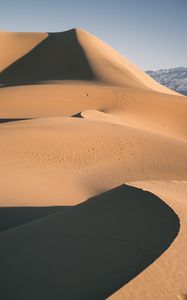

left=0, top=84, right=186, bottom=140
left=0, top=28, right=187, bottom=299
left=0, top=117, right=187, bottom=206
left=0, top=31, right=47, bottom=72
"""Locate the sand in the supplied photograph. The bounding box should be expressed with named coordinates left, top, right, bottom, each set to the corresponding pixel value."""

left=0, top=185, right=179, bottom=300
left=0, top=32, right=47, bottom=72
left=109, top=181, right=187, bottom=299
left=0, top=28, right=186, bottom=299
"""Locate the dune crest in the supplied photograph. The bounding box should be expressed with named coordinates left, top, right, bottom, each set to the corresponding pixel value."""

left=76, top=28, right=181, bottom=95
left=0, top=28, right=181, bottom=96
left=0, top=28, right=186, bottom=300
left=0, top=31, right=48, bottom=72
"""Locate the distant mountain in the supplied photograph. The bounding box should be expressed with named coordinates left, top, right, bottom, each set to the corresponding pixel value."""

left=146, top=67, right=187, bottom=96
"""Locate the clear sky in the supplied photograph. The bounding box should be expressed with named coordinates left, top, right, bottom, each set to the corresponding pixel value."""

left=1, top=0, right=186, bottom=70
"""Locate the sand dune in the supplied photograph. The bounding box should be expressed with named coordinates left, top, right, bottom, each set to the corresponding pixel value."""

left=0, top=28, right=181, bottom=96
left=0, top=28, right=186, bottom=299
left=0, top=185, right=179, bottom=300
left=0, top=84, right=186, bottom=140
left=0, top=117, right=187, bottom=206
left=109, top=181, right=187, bottom=299
left=0, top=31, right=47, bottom=72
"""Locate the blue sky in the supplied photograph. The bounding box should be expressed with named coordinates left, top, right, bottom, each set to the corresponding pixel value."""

left=1, top=0, right=186, bottom=70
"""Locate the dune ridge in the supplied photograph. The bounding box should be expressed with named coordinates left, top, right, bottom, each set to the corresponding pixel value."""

left=0, top=31, right=47, bottom=72
left=0, top=28, right=186, bottom=299
left=0, top=185, right=179, bottom=300
left=0, top=28, right=181, bottom=96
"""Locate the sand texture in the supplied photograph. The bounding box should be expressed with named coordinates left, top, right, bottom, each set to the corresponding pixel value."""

left=0, top=28, right=186, bottom=300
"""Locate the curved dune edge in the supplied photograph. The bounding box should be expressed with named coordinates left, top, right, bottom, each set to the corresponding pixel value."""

left=76, top=28, right=181, bottom=95
left=0, top=29, right=181, bottom=96
left=0, top=117, right=186, bottom=299
left=0, top=84, right=186, bottom=140
left=0, top=185, right=179, bottom=300
left=108, top=181, right=187, bottom=300
left=81, top=108, right=187, bottom=142
left=0, top=117, right=187, bottom=206
left=0, top=28, right=186, bottom=300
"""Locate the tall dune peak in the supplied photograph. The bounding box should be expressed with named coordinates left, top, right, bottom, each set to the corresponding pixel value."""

left=0, top=28, right=181, bottom=96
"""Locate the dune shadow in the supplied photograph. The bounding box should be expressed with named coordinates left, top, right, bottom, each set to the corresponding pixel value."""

left=0, top=206, right=70, bottom=232
left=0, top=29, right=96, bottom=87
left=0, top=184, right=179, bottom=300
left=0, top=118, right=32, bottom=124
left=72, top=112, right=83, bottom=118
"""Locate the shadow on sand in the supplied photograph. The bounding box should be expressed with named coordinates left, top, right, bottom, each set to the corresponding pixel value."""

left=0, top=30, right=95, bottom=87
left=0, top=206, right=69, bottom=232
left=0, top=118, right=32, bottom=124
left=0, top=184, right=179, bottom=300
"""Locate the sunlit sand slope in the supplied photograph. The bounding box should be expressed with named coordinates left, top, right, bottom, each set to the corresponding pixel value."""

left=0, top=117, right=186, bottom=206
left=0, top=28, right=186, bottom=300
left=0, top=29, right=181, bottom=95
left=0, top=31, right=47, bottom=71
